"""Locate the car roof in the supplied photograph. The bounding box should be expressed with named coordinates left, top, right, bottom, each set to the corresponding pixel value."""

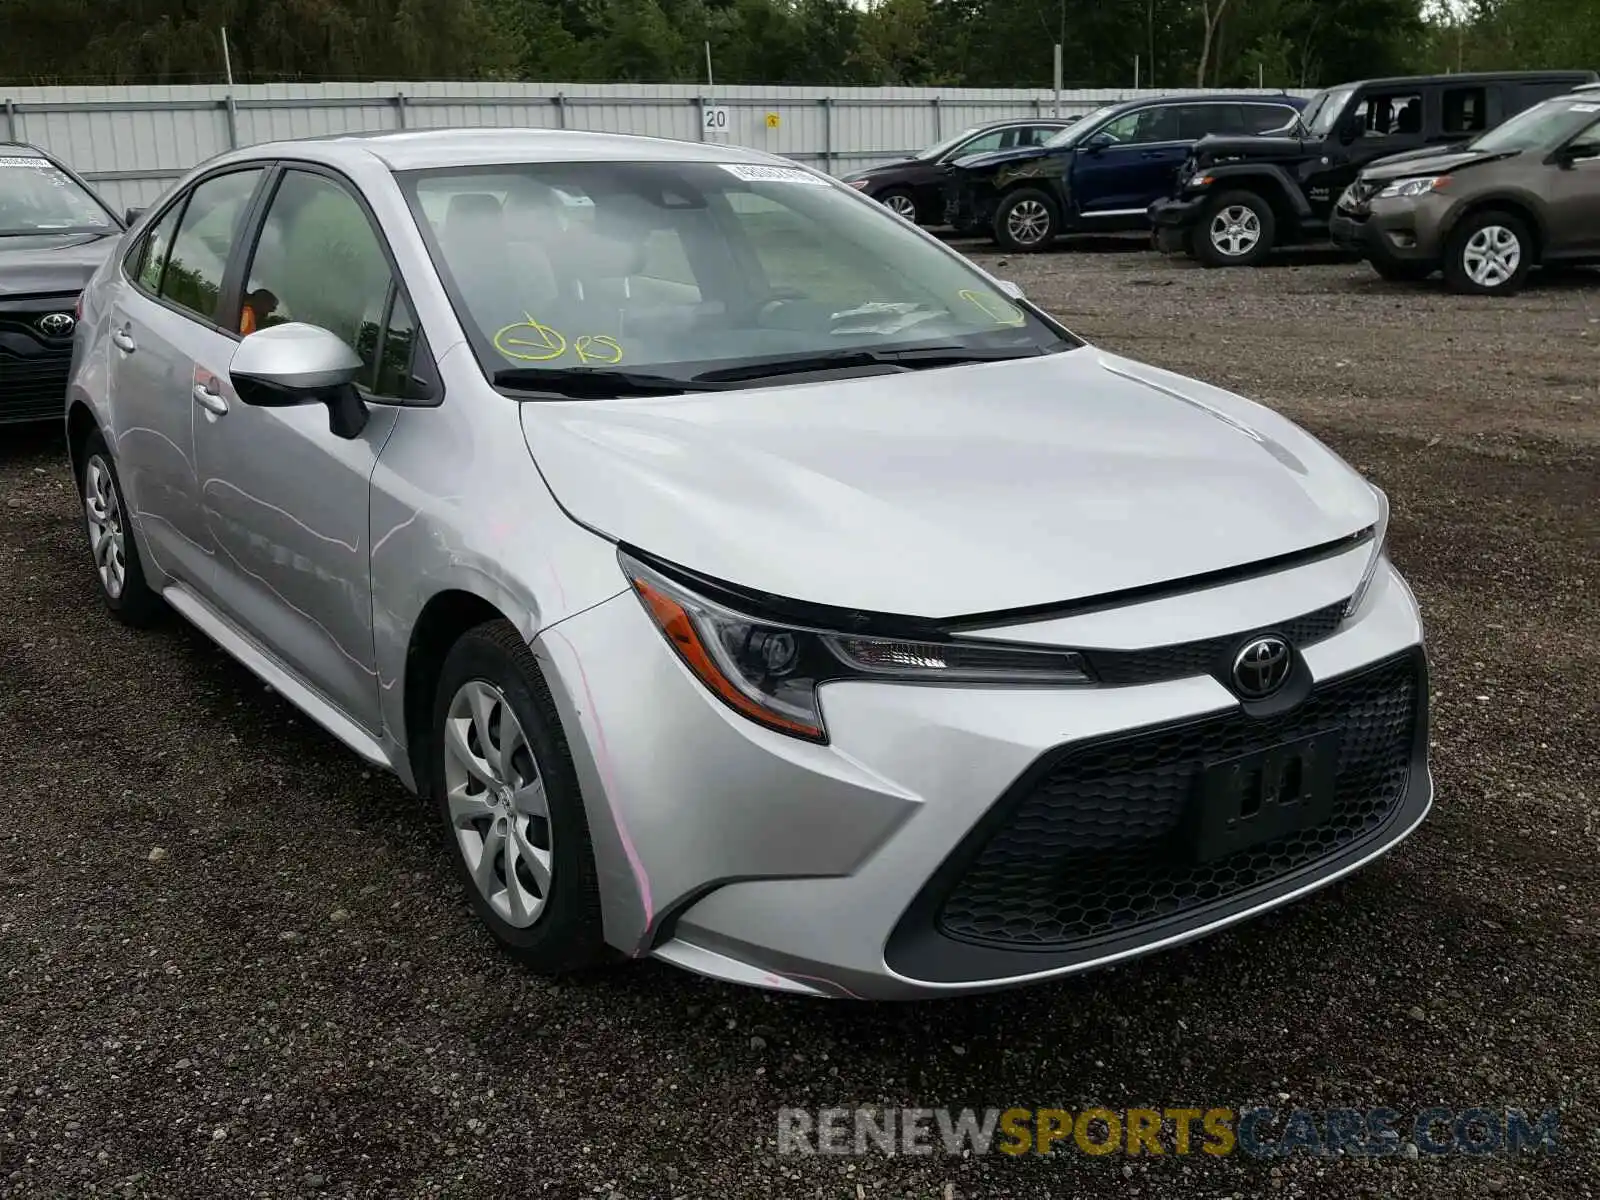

left=1103, top=92, right=1304, bottom=115
left=1330, top=70, right=1597, bottom=90
left=0, top=142, right=47, bottom=158
left=218, top=127, right=800, bottom=173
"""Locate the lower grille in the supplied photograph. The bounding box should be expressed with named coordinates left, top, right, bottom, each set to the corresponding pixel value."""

left=937, top=652, right=1419, bottom=951
left=0, top=351, right=71, bottom=423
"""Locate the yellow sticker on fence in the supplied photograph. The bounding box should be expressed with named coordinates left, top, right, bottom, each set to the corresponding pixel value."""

left=765, top=112, right=781, bottom=129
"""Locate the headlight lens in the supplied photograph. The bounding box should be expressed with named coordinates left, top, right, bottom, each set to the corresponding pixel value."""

left=621, top=553, right=1091, bottom=743
left=1345, top=487, right=1390, bottom=618
left=1377, top=175, right=1448, bottom=198
left=846, top=178, right=871, bottom=190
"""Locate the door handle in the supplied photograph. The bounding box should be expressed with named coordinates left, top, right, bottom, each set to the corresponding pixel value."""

left=111, top=329, right=136, bottom=354
left=192, top=382, right=230, bottom=416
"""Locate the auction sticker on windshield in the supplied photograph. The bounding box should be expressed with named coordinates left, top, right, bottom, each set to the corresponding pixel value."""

left=719, top=163, right=827, bottom=186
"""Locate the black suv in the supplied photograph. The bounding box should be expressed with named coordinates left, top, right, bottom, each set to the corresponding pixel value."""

left=944, top=93, right=1305, bottom=251
left=1149, top=70, right=1597, bottom=267
left=1, top=143, right=125, bottom=424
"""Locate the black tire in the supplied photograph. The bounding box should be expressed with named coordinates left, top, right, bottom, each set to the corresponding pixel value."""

left=875, top=187, right=921, bottom=224
left=1369, top=258, right=1435, bottom=283
left=431, top=620, right=611, bottom=973
left=992, top=187, right=1059, bottom=253
left=1442, top=209, right=1533, bottom=296
left=1193, top=190, right=1277, bottom=267
left=77, top=430, right=163, bottom=626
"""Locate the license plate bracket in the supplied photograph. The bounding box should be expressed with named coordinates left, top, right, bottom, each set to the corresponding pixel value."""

left=1186, top=731, right=1341, bottom=863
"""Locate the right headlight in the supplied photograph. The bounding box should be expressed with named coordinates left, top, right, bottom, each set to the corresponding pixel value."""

left=1377, top=175, right=1449, bottom=199
left=1345, top=486, right=1390, bottom=618
left=620, top=552, right=1092, bottom=743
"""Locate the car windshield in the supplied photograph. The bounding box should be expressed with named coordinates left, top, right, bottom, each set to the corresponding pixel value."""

left=1469, top=95, right=1600, bottom=153
left=1300, top=87, right=1355, bottom=136
left=1045, top=106, right=1122, bottom=147
left=0, top=155, right=116, bottom=236
left=915, top=126, right=983, bottom=161
left=403, top=160, right=1076, bottom=393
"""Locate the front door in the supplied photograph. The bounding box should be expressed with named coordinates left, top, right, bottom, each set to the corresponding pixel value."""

left=191, top=166, right=408, bottom=734
left=1545, top=119, right=1600, bottom=257
left=1072, top=105, right=1184, bottom=217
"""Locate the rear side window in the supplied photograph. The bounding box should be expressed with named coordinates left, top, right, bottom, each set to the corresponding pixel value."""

left=159, top=169, right=264, bottom=322
left=1443, top=87, right=1488, bottom=135
left=1350, top=91, right=1423, bottom=137
left=1243, top=104, right=1298, bottom=133
left=1179, top=105, right=1242, bottom=139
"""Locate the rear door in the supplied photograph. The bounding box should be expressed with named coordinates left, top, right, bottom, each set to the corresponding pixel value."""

left=107, top=167, right=266, bottom=589
left=190, top=164, right=425, bottom=734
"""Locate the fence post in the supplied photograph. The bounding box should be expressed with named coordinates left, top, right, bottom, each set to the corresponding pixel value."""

left=393, top=91, right=408, bottom=129
left=223, top=96, right=239, bottom=149
left=1032, top=97, right=1042, bottom=116
left=3, top=99, right=16, bottom=142
left=820, top=96, right=832, bottom=175
left=554, top=92, right=567, bottom=130
left=931, top=95, right=941, bottom=140
left=694, top=95, right=705, bottom=141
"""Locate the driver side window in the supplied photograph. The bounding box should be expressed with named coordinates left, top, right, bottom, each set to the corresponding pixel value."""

left=1570, top=119, right=1600, bottom=150
left=1098, top=106, right=1181, bottom=145
left=240, top=169, right=424, bottom=400
left=957, top=130, right=1006, bottom=156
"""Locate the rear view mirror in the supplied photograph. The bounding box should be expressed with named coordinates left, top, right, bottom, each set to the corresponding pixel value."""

left=229, top=322, right=369, bottom=439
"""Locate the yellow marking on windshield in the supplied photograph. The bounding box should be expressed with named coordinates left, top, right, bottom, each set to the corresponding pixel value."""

left=494, top=314, right=567, bottom=362
left=959, top=289, right=1026, bottom=327
left=575, top=335, right=624, bottom=365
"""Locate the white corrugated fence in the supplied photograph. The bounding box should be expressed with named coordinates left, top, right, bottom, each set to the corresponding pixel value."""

left=1, top=81, right=1315, bottom=212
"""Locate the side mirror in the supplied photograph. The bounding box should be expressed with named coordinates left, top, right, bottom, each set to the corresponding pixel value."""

left=123, top=207, right=144, bottom=226
left=229, top=322, right=369, bottom=440
left=1085, top=131, right=1114, bottom=153
left=1558, top=141, right=1600, bottom=166
left=1338, top=111, right=1366, bottom=144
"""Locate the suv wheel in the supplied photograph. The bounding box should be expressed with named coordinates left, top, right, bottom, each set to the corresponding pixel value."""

left=1444, top=210, right=1532, bottom=295
left=432, top=621, right=610, bottom=973
left=1194, top=190, right=1276, bottom=267
left=993, top=188, right=1059, bottom=252
left=78, top=431, right=163, bottom=626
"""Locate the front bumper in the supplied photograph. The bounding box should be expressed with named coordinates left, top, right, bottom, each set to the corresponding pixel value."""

left=1329, top=194, right=1451, bottom=264
left=1148, top=193, right=1207, bottom=232
left=537, top=551, right=1429, bottom=1000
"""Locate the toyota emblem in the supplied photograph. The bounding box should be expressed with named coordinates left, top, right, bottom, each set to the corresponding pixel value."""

left=37, top=312, right=75, bottom=338
left=1232, top=635, right=1292, bottom=699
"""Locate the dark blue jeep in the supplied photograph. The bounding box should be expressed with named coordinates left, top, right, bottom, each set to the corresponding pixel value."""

left=945, top=93, right=1306, bottom=251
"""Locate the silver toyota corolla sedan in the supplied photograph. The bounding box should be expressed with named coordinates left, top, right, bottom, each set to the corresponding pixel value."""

left=65, top=129, right=1431, bottom=999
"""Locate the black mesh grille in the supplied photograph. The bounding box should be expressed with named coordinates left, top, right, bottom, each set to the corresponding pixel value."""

left=1084, top=601, right=1346, bottom=687
left=1, top=299, right=75, bottom=423
left=937, top=653, right=1418, bottom=950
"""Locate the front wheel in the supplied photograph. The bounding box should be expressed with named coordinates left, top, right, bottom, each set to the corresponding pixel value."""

left=1193, top=190, right=1276, bottom=267
left=876, top=187, right=920, bottom=223
left=993, top=188, right=1059, bottom=252
left=1443, top=210, right=1532, bottom=295
left=432, top=621, right=611, bottom=973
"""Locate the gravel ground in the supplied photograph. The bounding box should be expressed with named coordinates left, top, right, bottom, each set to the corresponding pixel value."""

left=2, top=242, right=1597, bottom=1199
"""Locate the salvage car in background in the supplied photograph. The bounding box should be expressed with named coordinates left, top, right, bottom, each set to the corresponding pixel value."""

left=1150, top=69, right=1597, bottom=267
left=1330, top=85, right=1600, bottom=293
left=840, top=118, right=1076, bottom=224
left=946, top=93, right=1304, bottom=251
left=67, top=128, right=1428, bottom=1000
left=0, top=142, right=124, bottom=424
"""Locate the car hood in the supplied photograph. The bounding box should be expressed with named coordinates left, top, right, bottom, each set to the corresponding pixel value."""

left=0, top=230, right=120, bottom=297
left=952, top=144, right=1056, bottom=174
left=842, top=157, right=918, bottom=182
left=1191, top=134, right=1307, bottom=163
left=1360, top=146, right=1507, bottom=182
left=518, top=349, right=1378, bottom=618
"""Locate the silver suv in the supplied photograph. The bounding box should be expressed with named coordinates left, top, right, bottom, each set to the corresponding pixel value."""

left=67, top=129, right=1431, bottom=999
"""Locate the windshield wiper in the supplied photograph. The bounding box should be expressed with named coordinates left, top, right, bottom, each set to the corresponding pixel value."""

left=493, top=367, right=725, bottom=398
left=691, top=344, right=1045, bottom=385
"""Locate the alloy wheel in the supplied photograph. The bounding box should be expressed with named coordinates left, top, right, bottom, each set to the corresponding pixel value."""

left=1209, top=205, right=1261, bottom=257
left=442, top=679, right=553, bottom=928
left=1006, top=199, right=1051, bottom=246
left=882, top=193, right=918, bottom=221
left=1462, top=225, right=1521, bottom=289
left=83, top=455, right=126, bottom=599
